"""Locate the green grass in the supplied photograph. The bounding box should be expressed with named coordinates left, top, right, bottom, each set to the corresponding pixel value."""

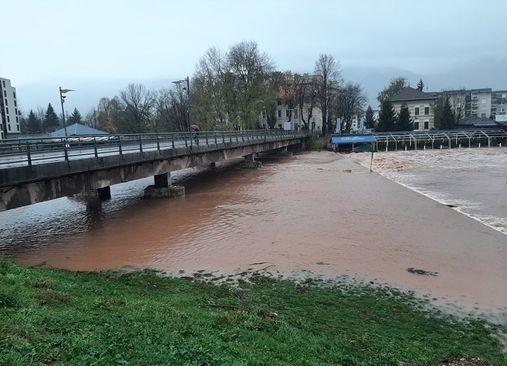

left=0, top=261, right=505, bottom=365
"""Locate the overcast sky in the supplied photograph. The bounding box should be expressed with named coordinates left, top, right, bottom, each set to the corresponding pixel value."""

left=1, top=0, right=506, bottom=113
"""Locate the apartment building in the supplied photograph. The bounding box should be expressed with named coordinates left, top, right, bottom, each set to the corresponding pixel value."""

left=0, top=77, right=21, bottom=139
left=390, top=87, right=438, bottom=130
left=443, top=88, right=507, bottom=119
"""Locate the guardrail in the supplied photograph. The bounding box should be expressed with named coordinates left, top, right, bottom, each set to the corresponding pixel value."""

left=0, top=129, right=309, bottom=168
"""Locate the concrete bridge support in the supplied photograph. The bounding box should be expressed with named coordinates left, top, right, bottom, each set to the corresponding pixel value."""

left=240, top=153, right=262, bottom=169
left=97, top=186, right=111, bottom=200
left=144, top=172, right=185, bottom=199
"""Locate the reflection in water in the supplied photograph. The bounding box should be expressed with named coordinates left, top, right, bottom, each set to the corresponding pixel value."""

left=0, top=152, right=506, bottom=315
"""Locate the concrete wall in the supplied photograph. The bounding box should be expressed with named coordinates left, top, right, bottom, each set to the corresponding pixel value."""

left=0, top=137, right=305, bottom=211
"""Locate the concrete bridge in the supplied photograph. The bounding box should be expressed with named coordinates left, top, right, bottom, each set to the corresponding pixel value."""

left=0, top=130, right=309, bottom=211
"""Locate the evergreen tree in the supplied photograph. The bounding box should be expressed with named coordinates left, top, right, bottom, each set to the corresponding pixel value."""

left=43, top=103, right=60, bottom=132
left=26, top=110, right=42, bottom=133
left=67, top=108, right=82, bottom=124
left=434, top=96, right=455, bottom=130
left=417, top=79, right=424, bottom=91
left=396, top=105, right=413, bottom=131
left=364, top=105, right=375, bottom=129
left=376, top=100, right=396, bottom=132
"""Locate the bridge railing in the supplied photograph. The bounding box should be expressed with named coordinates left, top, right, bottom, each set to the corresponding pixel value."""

left=0, top=129, right=308, bottom=168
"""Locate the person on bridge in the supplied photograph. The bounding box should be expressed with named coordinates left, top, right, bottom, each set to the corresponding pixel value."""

left=191, top=124, right=200, bottom=144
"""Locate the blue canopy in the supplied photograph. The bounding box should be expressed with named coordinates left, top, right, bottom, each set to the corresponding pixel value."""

left=331, top=134, right=376, bottom=145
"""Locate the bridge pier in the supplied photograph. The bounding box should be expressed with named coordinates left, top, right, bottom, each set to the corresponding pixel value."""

left=144, top=172, right=185, bottom=199
left=97, top=186, right=111, bottom=200
left=240, top=153, right=262, bottom=169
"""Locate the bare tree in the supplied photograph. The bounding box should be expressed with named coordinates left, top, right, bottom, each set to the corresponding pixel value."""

left=314, top=54, right=341, bottom=135
left=335, top=83, right=367, bottom=133
left=154, top=88, right=188, bottom=132
left=119, top=83, right=154, bottom=133
left=377, top=77, right=408, bottom=104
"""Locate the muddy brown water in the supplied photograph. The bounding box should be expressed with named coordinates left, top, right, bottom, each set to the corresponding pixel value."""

left=0, top=152, right=505, bottom=317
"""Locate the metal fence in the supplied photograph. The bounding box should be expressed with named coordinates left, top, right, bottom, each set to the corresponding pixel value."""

left=374, top=129, right=507, bottom=151
left=0, top=129, right=308, bottom=168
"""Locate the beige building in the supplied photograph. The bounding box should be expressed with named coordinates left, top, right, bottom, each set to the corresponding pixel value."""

left=390, top=87, right=438, bottom=130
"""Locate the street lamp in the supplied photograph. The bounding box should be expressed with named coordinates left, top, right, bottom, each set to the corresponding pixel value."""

left=172, top=77, right=191, bottom=132
left=59, top=87, right=75, bottom=138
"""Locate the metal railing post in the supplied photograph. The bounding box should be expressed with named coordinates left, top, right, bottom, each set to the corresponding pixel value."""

left=26, top=142, right=32, bottom=166
left=206, top=133, right=209, bottom=146
left=156, top=135, right=160, bottom=151
left=171, top=133, right=175, bottom=149
left=139, top=136, right=143, bottom=153
left=214, top=131, right=218, bottom=145
left=94, top=137, right=98, bottom=158
left=63, top=140, right=69, bottom=162
left=119, top=137, right=123, bottom=157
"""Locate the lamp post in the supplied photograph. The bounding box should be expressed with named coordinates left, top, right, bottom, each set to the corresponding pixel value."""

left=172, top=77, right=191, bottom=132
left=59, top=87, right=75, bottom=138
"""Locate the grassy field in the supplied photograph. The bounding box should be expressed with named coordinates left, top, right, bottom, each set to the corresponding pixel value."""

left=0, top=261, right=505, bottom=366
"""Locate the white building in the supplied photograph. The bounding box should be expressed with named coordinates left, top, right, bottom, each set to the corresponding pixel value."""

left=259, top=100, right=323, bottom=132
left=0, top=77, right=21, bottom=139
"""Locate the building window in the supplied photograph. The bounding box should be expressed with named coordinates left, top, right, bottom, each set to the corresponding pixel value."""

left=13, top=91, right=16, bottom=98
left=16, top=116, right=19, bottom=123
left=7, top=124, right=10, bottom=131
left=3, top=90, right=5, bottom=97
left=4, top=99, right=7, bottom=106
left=277, top=100, right=281, bottom=106
left=415, top=107, right=419, bottom=115
left=424, top=107, right=429, bottom=115
left=424, top=121, right=429, bottom=129
left=277, top=110, right=282, bottom=118
left=414, top=121, right=419, bottom=129
left=2, top=80, right=5, bottom=87
left=286, top=110, right=290, bottom=117
left=6, top=107, right=8, bottom=114
left=14, top=100, right=17, bottom=107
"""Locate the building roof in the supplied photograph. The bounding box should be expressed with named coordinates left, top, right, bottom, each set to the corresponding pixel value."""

left=49, top=123, right=109, bottom=137
left=458, top=116, right=498, bottom=127
left=390, top=87, right=438, bottom=102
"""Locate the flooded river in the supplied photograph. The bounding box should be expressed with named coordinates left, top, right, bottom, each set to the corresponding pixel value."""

left=0, top=151, right=506, bottom=317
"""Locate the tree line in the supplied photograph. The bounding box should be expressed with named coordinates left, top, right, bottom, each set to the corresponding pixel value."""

left=20, top=41, right=370, bottom=136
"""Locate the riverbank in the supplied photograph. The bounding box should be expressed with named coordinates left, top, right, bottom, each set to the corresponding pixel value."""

left=0, top=261, right=505, bottom=365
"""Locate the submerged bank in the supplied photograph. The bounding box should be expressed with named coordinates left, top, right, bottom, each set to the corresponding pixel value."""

left=0, top=261, right=505, bottom=365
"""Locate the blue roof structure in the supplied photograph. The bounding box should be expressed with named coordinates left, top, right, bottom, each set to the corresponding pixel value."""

left=331, top=134, right=376, bottom=145
left=49, top=123, right=109, bottom=137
